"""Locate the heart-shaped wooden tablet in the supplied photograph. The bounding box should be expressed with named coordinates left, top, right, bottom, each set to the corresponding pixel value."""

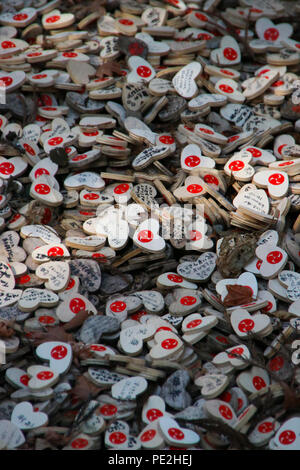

left=255, top=244, right=288, bottom=279
left=21, top=225, right=61, bottom=244
left=0, top=420, right=25, bottom=450
left=11, top=402, right=48, bottom=430
left=149, top=331, right=183, bottom=360
left=231, top=308, right=272, bottom=338
left=35, top=341, right=72, bottom=375
left=56, top=293, right=97, bottom=322
left=42, top=9, right=75, bottom=30
left=158, top=417, right=200, bottom=447
left=237, top=366, right=270, bottom=393
left=35, top=261, right=70, bottom=292
left=253, top=169, right=289, bottom=199
left=138, top=420, right=165, bottom=449
left=127, top=56, right=155, bottom=83
left=133, top=218, right=165, bottom=253
left=172, top=62, right=201, bottom=99
left=111, top=376, right=148, bottom=400
left=0, top=9, right=37, bottom=28
left=30, top=176, right=63, bottom=207
left=18, top=288, right=59, bottom=312
left=195, top=373, right=229, bottom=399
left=120, top=323, right=155, bottom=355
left=27, top=365, right=58, bottom=390
left=215, top=78, right=245, bottom=104
left=211, top=35, right=241, bottom=66
left=64, top=172, right=105, bottom=191
left=177, top=252, right=217, bottom=282
left=216, top=272, right=258, bottom=302
left=278, top=271, right=300, bottom=301
left=212, top=344, right=251, bottom=373
left=181, top=144, right=215, bottom=171
left=174, top=176, right=207, bottom=201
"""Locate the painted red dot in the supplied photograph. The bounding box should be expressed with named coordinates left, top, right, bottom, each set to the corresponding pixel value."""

left=279, top=430, right=296, bottom=445
left=185, top=155, right=200, bottom=167
left=114, top=183, right=129, bottom=194
left=198, top=127, right=214, bottom=134
left=186, top=183, right=203, bottom=193
left=256, top=260, right=262, bottom=270
left=156, top=326, right=172, bottom=333
left=204, top=174, right=218, bottom=185
left=146, top=409, right=163, bottom=421
left=17, top=274, right=31, bottom=285
left=262, top=301, right=273, bottom=313
left=37, top=370, right=54, bottom=380
left=1, top=41, right=16, bottom=49
left=266, top=250, right=283, bottom=264
left=9, top=213, right=21, bottom=224
left=72, top=155, right=87, bottom=162
left=227, top=347, right=243, bottom=359
left=119, top=19, right=134, bottom=25
left=277, top=144, right=287, bottom=155
left=268, top=173, right=284, bottom=185
left=219, top=404, right=233, bottom=420
left=140, top=429, right=156, bottom=442
left=137, top=230, right=153, bottom=243
left=195, top=12, right=208, bottom=21
left=63, top=52, right=78, bottom=58
left=100, top=404, right=117, bottom=416
left=269, top=355, right=284, bottom=372
left=159, top=135, right=175, bottom=145
left=71, top=438, right=89, bottom=449
left=69, top=298, right=86, bottom=314
left=35, top=168, right=50, bottom=177
left=180, top=296, right=197, bottom=306
left=84, top=193, right=99, bottom=200
left=110, top=301, right=126, bottom=313
left=264, top=28, right=279, bottom=41
left=46, top=15, right=61, bottom=23
left=32, top=74, right=47, bottom=80
left=51, top=345, right=68, bottom=360
left=258, top=422, right=274, bottom=434
left=228, top=135, right=239, bottom=143
left=220, top=69, right=234, bottom=76
left=109, top=431, right=127, bottom=445
left=223, top=47, right=238, bottom=61
left=229, top=160, right=245, bottom=171
left=272, top=80, right=284, bottom=88
left=186, top=319, right=202, bottom=328
left=167, top=274, right=183, bottom=283
left=189, top=230, right=202, bottom=241
left=47, top=246, right=64, bottom=257
left=13, top=13, right=28, bottom=21
left=220, top=391, right=231, bottom=402
left=246, top=147, right=262, bottom=158
left=197, top=33, right=212, bottom=40
left=27, top=52, right=42, bottom=57
left=252, top=376, right=266, bottom=390
left=48, top=136, right=63, bottom=146
left=238, top=318, right=255, bottom=333
left=219, top=84, right=234, bottom=93
left=279, top=161, right=293, bottom=166
left=20, top=374, right=29, bottom=386
left=128, top=42, right=145, bottom=56
left=0, top=162, right=14, bottom=175
left=39, top=315, right=55, bottom=325
left=168, top=428, right=184, bottom=440
left=35, top=183, right=50, bottom=195
left=82, top=131, right=98, bottom=137
left=90, top=345, right=106, bottom=352
left=136, top=65, right=152, bottom=78
left=161, top=338, right=178, bottom=350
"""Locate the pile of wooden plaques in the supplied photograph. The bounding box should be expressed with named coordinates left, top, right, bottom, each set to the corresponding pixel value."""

left=0, top=0, right=300, bottom=451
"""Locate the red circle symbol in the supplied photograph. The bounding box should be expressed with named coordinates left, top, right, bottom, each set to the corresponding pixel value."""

left=84, top=193, right=99, bottom=200
left=159, top=135, right=174, bottom=145
left=229, top=160, right=245, bottom=171
left=46, top=15, right=60, bottom=23
left=90, top=344, right=106, bottom=352
left=238, top=318, right=254, bottom=333
left=69, top=298, right=86, bottom=314
left=185, top=155, right=200, bottom=167
left=279, top=430, right=296, bottom=446
left=228, top=135, right=239, bottom=143
left=72, top=155, right=86, bottom=162
left=167, top=274, right=183, bottom=283
left=156, top=326, right=172, bottom=333
left=198, top=127, right=214, bottom=135
left=100, top=404, right=117, bottom=416
left=246, top=147, right=262, bottom=158
left=48, top=136, right=63, bottom=146
left=35, top=184, right=50, bottom=195
left=0, top=162, right=14, bottom=175
left=17, top=274, right=31, bottom=285
left=71, top=438, right=89, bottom=449
left=262, top=301, right=273, bottom=312
left=63, top=52, right=77, bottom=58
left=141, top=429, right=156, bottom=442
left=13, top=13, right=28, bottom=21
left=109, top=431, right=127, bottom=445
left=37, top=370, right=54, bottom=380
left=66, top=278, right=75, bottom=290
left=136, top=65, right=152, bottom=78
left=114, top=183, right=129, bottom=194
left=219, top=84, right=234, bottom=93
left=32, top=74, right=47, bottom=80
left=186, top=183, right=203, bottom=193
left=268, top=173, right=284, bottom=185
left=216, top=335, right=229, bottom=344
left=186, top=319, right=202, bottom=328
left=264, top=28, right=279, bottom=41
left=204, top=174, right=218, bottom=185
left=189, top=230, right=202, bottom=241
left=128, top=42, right=144, bottom=56
left=219, top=405, right=233, bottom=420
left=266, top=250, right=283, bottom=264
left=252, top=376, right=266, bottom=390
left=82, top=131, right=98, bottom=137
left=168, top=428, right=184, bottom=440
left=39, top=315, right=55, bottom=325
left=279, top=161, right=293, bottom=167
left=223, top=47, right=238, bottom=61
left=180, top=296, right=197, bottom=306
left=20, top=374, right=29, bottom=386
left=195, top=13, right=208, bottom=21
left=269, top=355, right=284, bottom=372
left=110, top=301, right=126, bottom=313
left=47, top=246, right=64, bottom=257
left=137, top=230, right=153, bottom=243
left=220, top=69, right=234, bottom=76
left=27, top=52, right=42, bottom=57
left=256, top=260, right=262, bottom=270
left=161, top=338, right=178, bottom=350
left=51, top=345, right=68, bottom=360
left=228, top=347, right=243, bottom=359
left=119, top=19, right=133, bottom=25
left=1, top=41, right=16, bottom=49
left=146, top=408, right=163, bottom=421
left=24, top=143, right=35, bottom=156
left=197, top=33, right=212, bottom=40
left=35, top=168, right=50, bottom=177
left=258, top=422, right=274, bottom=434
left=277, top=144, right=287, bottom=155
